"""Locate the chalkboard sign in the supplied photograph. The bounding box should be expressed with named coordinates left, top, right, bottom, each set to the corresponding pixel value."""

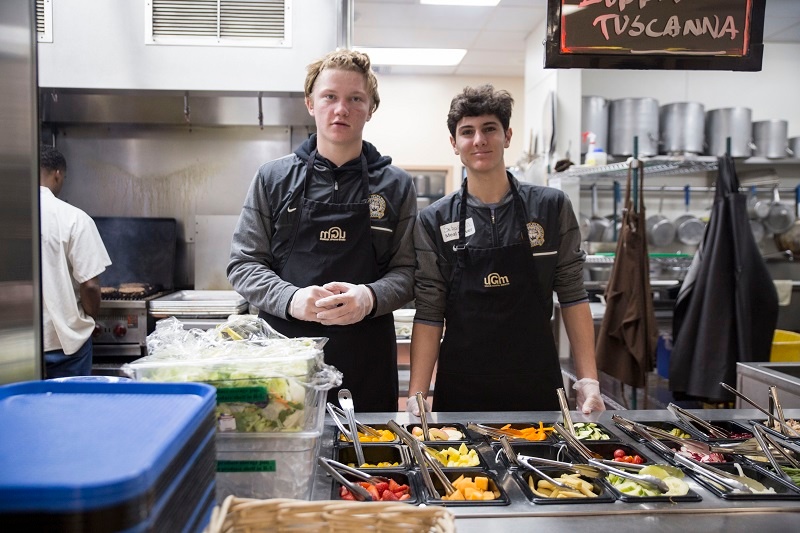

left=545, top=0, right=766, bottom=71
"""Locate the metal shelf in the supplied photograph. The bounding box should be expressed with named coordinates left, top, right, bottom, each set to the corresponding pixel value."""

left=561, top=155, right=800, bottom=180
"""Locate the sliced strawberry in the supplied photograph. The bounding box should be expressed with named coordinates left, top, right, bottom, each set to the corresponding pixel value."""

left=374, top=482, right=389, bottom=493
left=339, top=486, right=348, bottom=497
left=399, top=493, right=411, bottom=500
left=394, top=483, right=409, bottom=493
left=341, top=490, right=355, bottom=500
left=381, top=489, right=399, bottom=501
left=388, top=478, right=401, bottom=492
left=366, top=485, right=380, bottom=501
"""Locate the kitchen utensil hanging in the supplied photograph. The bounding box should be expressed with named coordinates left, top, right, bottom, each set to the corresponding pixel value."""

left=775, top=185, right=800, bottom=255
left=588, top=183, right=611, bottom=242
left=646, top=186, right=676, bottom=247
left=764, top=185, right=795, bottom=234
left=674, top=185, right=706, bottom=246
left=602, top=180, right=622, bottom=242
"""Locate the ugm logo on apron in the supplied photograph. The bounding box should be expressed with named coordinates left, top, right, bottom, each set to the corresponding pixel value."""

left=483, top=272, right=510, bottom=287
left=320, top=227, right=347, bottom=241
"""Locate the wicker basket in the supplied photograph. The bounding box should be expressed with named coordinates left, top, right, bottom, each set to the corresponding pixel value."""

left=204, top=496, right=457, bottom=533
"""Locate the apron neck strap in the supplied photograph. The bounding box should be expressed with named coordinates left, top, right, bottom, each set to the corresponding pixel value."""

left=457, top=172, right=528, bottom=249
left=304, top=150, right=370, bottom=201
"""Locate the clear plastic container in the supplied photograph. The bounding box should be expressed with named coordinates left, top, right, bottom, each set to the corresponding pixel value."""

left=215, top=430, right=322, bottom=501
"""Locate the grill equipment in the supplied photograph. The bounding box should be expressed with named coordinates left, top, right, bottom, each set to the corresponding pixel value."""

left=92, top=217, right=178, bottom=358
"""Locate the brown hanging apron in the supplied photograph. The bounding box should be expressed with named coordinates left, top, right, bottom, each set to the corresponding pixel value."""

left=596, top=163, right=658, bottom=389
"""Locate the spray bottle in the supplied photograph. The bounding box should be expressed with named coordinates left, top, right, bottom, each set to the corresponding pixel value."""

left=584, top=132, right=607, bottom=166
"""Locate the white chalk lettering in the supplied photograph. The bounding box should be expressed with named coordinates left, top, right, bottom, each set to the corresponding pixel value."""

left=629, top=15, right=645, bottom=37
left=592, top=13, right=739, bottom=41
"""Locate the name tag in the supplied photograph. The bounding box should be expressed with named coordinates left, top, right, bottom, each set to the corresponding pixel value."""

left=440, top=218, right=475, bottom=243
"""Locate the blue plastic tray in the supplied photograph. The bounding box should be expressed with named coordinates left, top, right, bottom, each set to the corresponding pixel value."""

left=0, top=381, right=216, bottom=524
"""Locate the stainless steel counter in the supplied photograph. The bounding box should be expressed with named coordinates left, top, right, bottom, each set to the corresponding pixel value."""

left=737, top=362, right=800, bottom=409
left=311, top=409, right=800, bottom=530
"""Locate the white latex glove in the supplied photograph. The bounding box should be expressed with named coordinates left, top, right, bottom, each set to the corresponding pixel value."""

left=288, top=285, right=335, bottom=322
left=405, top=396, right=431, bottom=417
left=573, top=378, right=606, bottom=414
left=315, top=282, right=375, bottom=326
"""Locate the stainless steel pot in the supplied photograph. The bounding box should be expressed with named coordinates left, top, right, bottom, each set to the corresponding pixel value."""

left=659, top=102, right=705, bottom=155
left=790, top=137, right=800, bottom=159
left=646, top=187, right=676, bottom=247
left=609, top=98, right=659, bottom=157
left=673, top=185, right=705, bottom=246
left=581, top=96, right=609, bottom=155
left=752, top=120, right=791, bottom=159
left=705, top=107, right=753, bottom=157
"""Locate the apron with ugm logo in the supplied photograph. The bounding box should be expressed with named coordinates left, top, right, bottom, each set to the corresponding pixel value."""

left=259, top=150, right=398, bottom=412
left=433, top=175, right=562, bottom=412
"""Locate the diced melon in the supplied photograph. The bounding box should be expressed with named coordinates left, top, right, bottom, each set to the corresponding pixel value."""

left=474, top=476, right=489, bottom=491
left=482, top=490, right=496, bottom=500
left=465, top=488, right=484, bottom=500
left=448, top=489, right=465, bottom=501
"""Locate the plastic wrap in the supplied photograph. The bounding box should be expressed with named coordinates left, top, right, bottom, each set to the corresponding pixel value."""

left=122, top=316, right=342, bottom=433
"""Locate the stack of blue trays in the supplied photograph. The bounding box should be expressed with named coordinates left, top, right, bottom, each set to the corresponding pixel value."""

left=0, top=380, right=217, bottom=532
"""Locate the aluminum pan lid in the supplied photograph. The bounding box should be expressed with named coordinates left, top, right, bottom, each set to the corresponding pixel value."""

left=0, top=381, right=215, bottom=512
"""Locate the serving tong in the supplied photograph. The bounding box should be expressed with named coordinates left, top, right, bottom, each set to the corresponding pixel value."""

left=667, top=403, right=731, bottom=439
left=768, top=386, right=798, bottom=438
left=317, top=457, right=376, bottom=501
left=387, top=420, right=456, bottom=499
left=556, top=387, right=576, bottom=436
left=719, top=382, right=800, bottom=438
left=553, top=423, right=602, bottom=461
left=467, top=422, right=530, bottom=441
left=415, top=391, right=431, bottom=440
left=337, top=389, right=366, bottom=467
left=629, top=421, right=755, bottom=494
left=750, top=424, right=800, bottom=484
left=611, top=414, right=758, bottom=457
left=326, top=403, right=383, bottom=439
left=497, top=436, right=571, bottom=490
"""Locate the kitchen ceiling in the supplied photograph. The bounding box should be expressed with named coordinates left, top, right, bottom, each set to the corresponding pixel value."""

left=353, top=0, right=800, bottom=77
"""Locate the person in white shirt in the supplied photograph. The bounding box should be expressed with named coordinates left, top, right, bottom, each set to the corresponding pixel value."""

left=39, top=145, right=111, bottom=378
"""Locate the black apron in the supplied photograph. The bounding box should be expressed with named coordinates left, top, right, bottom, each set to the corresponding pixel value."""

left=670, top=154, right=778, bottom=403
left=432, top=176, right=562, bottom=412
left=259, top=151, right=398, bottom=412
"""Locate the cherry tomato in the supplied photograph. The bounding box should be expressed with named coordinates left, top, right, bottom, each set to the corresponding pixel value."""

left=613, top=449, right=626, bottom=459
left=632, top=455, right=644, bottom=464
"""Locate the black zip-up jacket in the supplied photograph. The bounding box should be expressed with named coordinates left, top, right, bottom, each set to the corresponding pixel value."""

left=228, top=135, right=416, bottom=319
left=414, top=173, right=587, bottom=325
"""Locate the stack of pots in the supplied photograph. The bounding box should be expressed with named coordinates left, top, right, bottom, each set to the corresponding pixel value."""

left=608, top=97, right=660, bottom=157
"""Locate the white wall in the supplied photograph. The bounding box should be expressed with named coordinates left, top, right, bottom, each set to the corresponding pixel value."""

left=581, top=43, right=800, bottom=138
left=38, top=0, right=337, bottom=92
left=364, top=75, right=525, bottom=193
